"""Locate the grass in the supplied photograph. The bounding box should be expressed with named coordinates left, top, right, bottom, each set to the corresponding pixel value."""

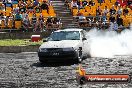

left=0, top=39, right=43, bottom=46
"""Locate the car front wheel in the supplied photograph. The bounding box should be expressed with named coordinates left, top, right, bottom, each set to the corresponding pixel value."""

left=39, top=57, right=47, bottom=63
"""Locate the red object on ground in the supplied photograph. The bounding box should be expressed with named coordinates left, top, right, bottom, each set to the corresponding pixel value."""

left=31, top=35, right=41, bottom=42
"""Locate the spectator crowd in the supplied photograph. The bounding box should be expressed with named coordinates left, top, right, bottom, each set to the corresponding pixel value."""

left=0, top=0, right=131, bottom=31
left=68, top=0, right=132, bottom=30
left=0, top=0, right=62, bottom=32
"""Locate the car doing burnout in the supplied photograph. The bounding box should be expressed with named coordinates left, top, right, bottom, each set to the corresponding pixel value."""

left=38, top=28, right=89, bottom=63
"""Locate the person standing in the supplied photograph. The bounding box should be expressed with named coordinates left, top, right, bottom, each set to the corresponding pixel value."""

left=22, top=14, right=30, bottom=32
left=38, top=14, right=44, bottom=32
left=31, top=14, right=38, bottom=32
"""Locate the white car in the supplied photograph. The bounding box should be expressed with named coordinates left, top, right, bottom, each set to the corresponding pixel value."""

left=38, top=28, right=89, bottom=63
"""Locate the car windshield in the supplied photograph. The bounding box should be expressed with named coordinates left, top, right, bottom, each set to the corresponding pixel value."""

left=48, top=31, right=80, bottom=41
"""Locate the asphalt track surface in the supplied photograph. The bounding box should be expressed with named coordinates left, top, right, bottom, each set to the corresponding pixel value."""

left=0, top=52, right=132, bottom=88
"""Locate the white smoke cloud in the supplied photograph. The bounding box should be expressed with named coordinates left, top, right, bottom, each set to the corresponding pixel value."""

left=86, top=26, right=132, bottom=58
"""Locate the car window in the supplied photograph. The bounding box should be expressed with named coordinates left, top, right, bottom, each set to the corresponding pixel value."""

left=66, top=31, right=80, bottom=40
left=48, top=31, right=80, bottom=41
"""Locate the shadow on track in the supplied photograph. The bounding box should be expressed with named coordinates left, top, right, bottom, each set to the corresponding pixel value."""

left=31, top=61, right=78, bottom=67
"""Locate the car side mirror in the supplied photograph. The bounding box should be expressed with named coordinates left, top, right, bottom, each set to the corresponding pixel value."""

left=43, top=38, right=48, bottom=42
left=43, top=39, right=47, bottom=42
left=82, top=38, right=87, bottom=41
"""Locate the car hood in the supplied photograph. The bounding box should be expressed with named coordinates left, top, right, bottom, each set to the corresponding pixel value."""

left=40, top=40, right=81, bottom=48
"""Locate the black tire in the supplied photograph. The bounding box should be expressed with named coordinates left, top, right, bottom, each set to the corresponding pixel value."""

left=39, top=59, right=44, bottom=63
left=77, top=56, right=82, bottom=63
left=76, top=50, right=83, bottom=63
left=39, top=57, right=47, bottom=63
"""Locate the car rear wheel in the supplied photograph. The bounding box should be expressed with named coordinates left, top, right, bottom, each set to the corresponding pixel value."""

left=76, top=49, right=83, bottom=63
left=77, top=57, right=82, bottom=63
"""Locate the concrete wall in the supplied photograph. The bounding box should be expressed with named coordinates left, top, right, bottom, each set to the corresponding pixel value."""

left=0, top=46, right=40, bottom=53
left=0, top=32, right=51, bottom=39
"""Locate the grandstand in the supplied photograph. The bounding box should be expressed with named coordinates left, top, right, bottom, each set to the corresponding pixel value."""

left=0, top=0, right=62, bottom=32
left=69, top=0, right=132, bottom=30
left=0, top=0, right=132, bottom=32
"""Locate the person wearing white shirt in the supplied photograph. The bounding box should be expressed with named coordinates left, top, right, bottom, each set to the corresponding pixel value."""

left=113, top=21, right=118, bottom=31
left=71, top=0, right=78, bottom=8
left=103, top=6, right=109, bottom=15
left=117, top=6, right=122, bottom=15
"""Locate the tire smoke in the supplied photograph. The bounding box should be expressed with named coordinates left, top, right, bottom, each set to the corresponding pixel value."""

left=86, top=26, right=132, bottom=58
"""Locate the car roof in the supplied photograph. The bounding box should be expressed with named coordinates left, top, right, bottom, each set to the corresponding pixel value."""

left=55, top=28, right=83, bottom=32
